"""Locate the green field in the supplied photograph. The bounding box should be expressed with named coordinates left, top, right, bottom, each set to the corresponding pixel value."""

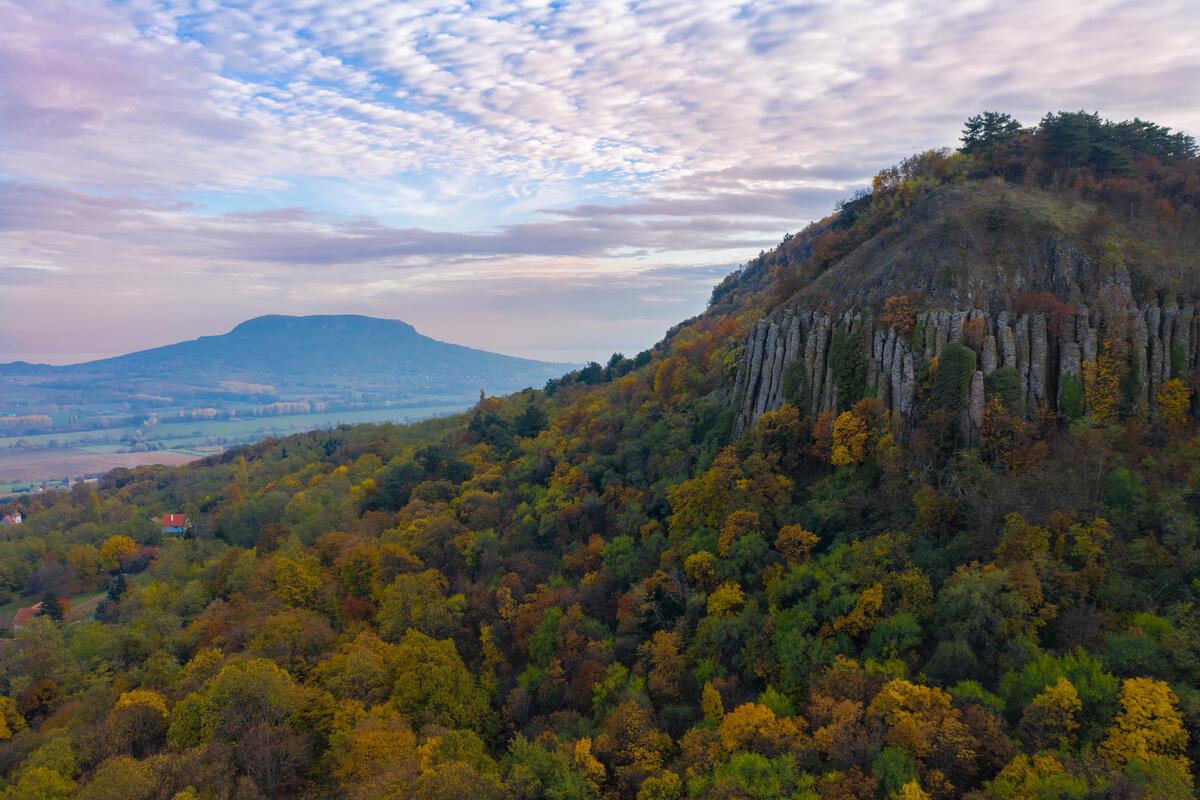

left=0, top=401, right=473, bottom=487
left=0, top=401, right=472, bottom=451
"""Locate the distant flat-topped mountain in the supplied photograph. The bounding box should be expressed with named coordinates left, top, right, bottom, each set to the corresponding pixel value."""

left=56, top=314, right=567, bottom=389
left=0, top=315, right=574, bottom=415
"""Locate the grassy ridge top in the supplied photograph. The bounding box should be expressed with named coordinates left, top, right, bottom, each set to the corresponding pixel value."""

left=708, top=111, right=1199, bottom=325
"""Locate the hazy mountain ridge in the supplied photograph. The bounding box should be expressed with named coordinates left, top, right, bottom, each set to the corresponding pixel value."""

left=0, top=315, right=575, bottom=483
left=2, top=315, right=572, bottom=393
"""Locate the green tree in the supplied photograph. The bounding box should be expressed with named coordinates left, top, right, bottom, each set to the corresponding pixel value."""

left=1, top=767, right=76, bottom=800
left=39, top=592, right=64, bottom=623
left=1041, top=111, right=1102, bottom=169
left=167, top=658, right=301, bottom=747
left=960, top=112, right=1022, bottom=157
left=504, top=736, right=593, bottom=800
left=313, top=629, right=404, bottom=706
left=986, top=365, right=1025, bottom=415
left=76, top=757, right=157, bottom=800
left=931, top=342, right=977, bottom=412
left=515, top=401, right=549, bottom=438
left=377, top=569, right=465, bottom=640
left=391, top=629, right=490, bottom=730
left=999, top=649, right=1118, bottom=743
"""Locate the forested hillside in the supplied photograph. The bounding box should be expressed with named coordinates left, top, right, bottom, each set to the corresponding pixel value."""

left=1, top=112, right=1199, bottom=800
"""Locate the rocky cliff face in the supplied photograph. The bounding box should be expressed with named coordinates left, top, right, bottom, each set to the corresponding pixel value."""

left=732, top=285, right=1199, bottom=438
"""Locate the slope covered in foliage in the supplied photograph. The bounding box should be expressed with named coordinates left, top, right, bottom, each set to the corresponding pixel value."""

left=1, top=112, right=1199, bottom=800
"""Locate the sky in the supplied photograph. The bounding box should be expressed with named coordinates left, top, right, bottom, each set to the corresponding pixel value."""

left=1, top=1, right=1198, bottom=364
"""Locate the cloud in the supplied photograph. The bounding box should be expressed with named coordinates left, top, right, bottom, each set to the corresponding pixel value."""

left=0, top=0, right=1197, bottom=360
left=7, top=0, right=1194, bottom=194
left=0, top=181, right=788, bottom=265
left=0, top=263, right=65, bottom=286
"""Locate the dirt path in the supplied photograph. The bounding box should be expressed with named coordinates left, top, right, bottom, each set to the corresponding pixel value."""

left=65, top=591, right=108, bottom=623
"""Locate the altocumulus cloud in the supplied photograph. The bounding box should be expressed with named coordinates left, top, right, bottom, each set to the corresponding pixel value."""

left=0, top=0, right=1197, bottom=360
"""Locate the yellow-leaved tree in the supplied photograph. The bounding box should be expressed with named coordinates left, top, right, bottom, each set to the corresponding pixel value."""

left=1018, top=676, right=1081, bottom=750
left=115, top=688, right=169, bottom=718
left=717, top=702, right=805, bottom=756
left=701, top=682, right=725, bottom=726
left=328, top=708, right=417, bottom=787
left=1157, top=378, right=1191, bottom=431
left=866, top=679, right=978, bottom=793
left=718, top=509, right=761, bottom=556
left=99, top=535, right=137, bottom=571
left=775, top=524, right=819, bottom=564
left=706, top=581, right=745, bottom=618
left=1099, top=678, right=1189, bottom=769
left=831, top=410, right=869, bottom=466
left=0, top=696, right=25, bottom=741
left=66, top=544, right=100, bottom=580
left=1082, top=354, right=1126, bottom=422
left=827, top=399, right=897, bottom=468
left=832, top=582, right=884, bottom=636
left=684, top=551, right=718, bottom=591
left=893, top=780, right=930, bottom=800
left=571, top=737, right=606, bottom=796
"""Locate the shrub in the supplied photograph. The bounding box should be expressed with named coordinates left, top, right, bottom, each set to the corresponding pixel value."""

left=1156, top=378, right=1190, bottom=430
left=987, top=366, right=1025, bottom=415
left=880, top=293, right=920, bottom=337
left=1059, top=373, right=1084, bottom=420
left=931, top=342, right=977, bottom=411
left=781, top=361, right=808, bottom=414
left=830, top=326, right=867, bottom=410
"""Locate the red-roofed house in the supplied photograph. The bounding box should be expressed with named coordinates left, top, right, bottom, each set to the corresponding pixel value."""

left=159, top=513, right=191, bottom=535
left=12, top=602, right=43, bottom=629
left=1, top=511, right=21, bottom=525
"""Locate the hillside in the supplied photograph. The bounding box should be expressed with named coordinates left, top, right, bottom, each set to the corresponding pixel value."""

left=1, top=315, right=573, bottom=408
left=729, top=178, right=1200, bottom=436
left=1, top=112, right=1200, bottom=800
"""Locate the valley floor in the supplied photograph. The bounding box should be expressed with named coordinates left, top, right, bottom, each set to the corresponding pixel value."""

left=0, top=401, right=473, bottom=491
left=0, top=449, right=201, bottom=493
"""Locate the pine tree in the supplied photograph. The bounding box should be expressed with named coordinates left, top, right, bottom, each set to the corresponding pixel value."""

left=1040, top=110, right=1101, bottom=169
left=960, top=111, right=1021, bottom=158
left=40, top=592, right=64, bottom=622
left=515, top=400, right=548, bottom=438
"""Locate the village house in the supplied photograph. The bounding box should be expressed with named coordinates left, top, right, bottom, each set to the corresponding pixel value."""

left=12, top=602, right=43, bottom=629
left=159, top=513, right=191, bottom=535
left=0, top=511, right=22, bottom=525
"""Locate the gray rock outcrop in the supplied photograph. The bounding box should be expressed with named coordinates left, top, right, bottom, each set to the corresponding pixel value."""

left=731, top=292, right=1200, bottom=437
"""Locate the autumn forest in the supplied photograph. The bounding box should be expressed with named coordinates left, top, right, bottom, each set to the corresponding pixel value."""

left=2, top=112, right=1200, bottom=800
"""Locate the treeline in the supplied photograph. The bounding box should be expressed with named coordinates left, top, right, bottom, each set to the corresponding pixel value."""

left=545, top=351, right=655, bottom=396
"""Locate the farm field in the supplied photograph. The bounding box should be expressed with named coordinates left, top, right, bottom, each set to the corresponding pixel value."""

left=0, top=398, right=474, bottom=449
left=0, top=400, right=471, bottom=488
left=0, top=448, right=201, bottom=487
